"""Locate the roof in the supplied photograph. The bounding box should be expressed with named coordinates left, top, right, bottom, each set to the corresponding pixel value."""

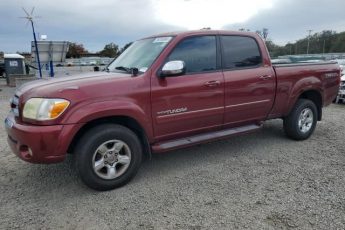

left=4, top=54, right=25, bottom=59
left=143, top=30, right=258, bottom=39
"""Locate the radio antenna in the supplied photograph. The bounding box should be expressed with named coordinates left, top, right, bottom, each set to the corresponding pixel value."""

left=20, top=7, right=42, bottom=78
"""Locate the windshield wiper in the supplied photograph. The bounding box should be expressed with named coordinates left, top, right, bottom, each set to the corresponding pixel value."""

left=115, top=66, right=139, bottom=76
left=115, top=66, right=131, bottom=73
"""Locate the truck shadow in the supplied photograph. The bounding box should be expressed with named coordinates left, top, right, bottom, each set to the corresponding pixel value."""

left=136, top=120, right=287, bottom=181
left=22, top=120, right=287, bottom=193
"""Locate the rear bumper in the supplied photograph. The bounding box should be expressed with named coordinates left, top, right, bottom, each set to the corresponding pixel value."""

left=5, top=113, right=81, bottom=164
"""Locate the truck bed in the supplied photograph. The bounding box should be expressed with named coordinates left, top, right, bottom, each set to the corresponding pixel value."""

left=269, top=61, right=340, bottom=119
left=273, top=61, right=337, bottom=68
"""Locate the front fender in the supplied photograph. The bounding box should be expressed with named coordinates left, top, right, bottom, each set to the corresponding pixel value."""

left=61, top=99, right=153, bottom=140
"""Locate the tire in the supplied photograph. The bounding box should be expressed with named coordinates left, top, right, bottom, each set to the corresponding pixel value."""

left=75, top=124, right=142, bottom=191
left=283, top=99, right=318, bottom=140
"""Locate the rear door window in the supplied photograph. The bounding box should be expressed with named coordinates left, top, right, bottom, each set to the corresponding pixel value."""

left=221, top=36, right=262, bottom=69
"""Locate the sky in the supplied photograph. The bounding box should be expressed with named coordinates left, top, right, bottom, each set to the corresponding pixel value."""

left=0, top=0, right=344, bottom=53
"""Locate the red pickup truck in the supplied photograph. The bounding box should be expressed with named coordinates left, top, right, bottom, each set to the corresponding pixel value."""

left=5, top=30, right=341, bottom=190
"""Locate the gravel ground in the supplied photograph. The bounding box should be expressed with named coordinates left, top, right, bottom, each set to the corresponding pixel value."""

left=1, top=79, right=345, bottom=229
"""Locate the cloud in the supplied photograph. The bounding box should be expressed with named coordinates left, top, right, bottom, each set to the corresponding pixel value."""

left=0, top=0, right=344, bottom=52
left=224, top=0, right=345, bottom=44
left=0, top=0, right=184, bottom=52
left=153, top=0, right=273, bottom=29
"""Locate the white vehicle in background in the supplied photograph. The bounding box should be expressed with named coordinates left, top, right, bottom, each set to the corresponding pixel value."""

left=333, top=59, right=345, bottom=103
left=299, top=59, right=324, bottom=63
left=66, top=61, right=74, bottom=67
left=89, top=60, right=97, bottom=66
left=271, top=58, right=292, bottom=64
left=333, top=59, right=345, bottom=73
left=335, top=75, right=345, bottom=104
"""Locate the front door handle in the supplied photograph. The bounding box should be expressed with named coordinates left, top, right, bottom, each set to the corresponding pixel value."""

left=204, top=80, right=221, bottom=87
left=259, top=75, right=272, bottom=80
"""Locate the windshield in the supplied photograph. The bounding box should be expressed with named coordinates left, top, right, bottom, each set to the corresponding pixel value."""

left=107, top=36, right=173, bottom=74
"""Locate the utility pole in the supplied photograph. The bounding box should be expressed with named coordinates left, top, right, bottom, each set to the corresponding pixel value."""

left=262, top=28, right=269, bottom=41
left=290, top=45, right=292, bottom=55
left=323, top=40, right=326, bottom=54
left=306, top=29, right=313, bottom=55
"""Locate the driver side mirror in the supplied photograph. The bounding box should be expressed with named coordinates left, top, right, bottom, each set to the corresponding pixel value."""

left=160, top=60, right=186, bottom=77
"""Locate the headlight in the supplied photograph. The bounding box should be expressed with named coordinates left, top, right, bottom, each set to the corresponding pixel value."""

left=23, top=98, right=70, bottom=120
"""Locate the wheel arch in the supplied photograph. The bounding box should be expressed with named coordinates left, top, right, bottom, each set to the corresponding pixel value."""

left=288, top=89, right=323, bottom=121
left=67, top=116, right=151, bottom=160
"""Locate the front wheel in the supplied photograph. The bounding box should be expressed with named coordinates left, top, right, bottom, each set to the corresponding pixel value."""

left=283, top=99, right=318, bottom=140
left=75, top=124, right=142, bottom=191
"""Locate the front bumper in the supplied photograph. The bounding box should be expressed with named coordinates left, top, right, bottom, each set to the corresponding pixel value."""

left=5, top=113, right=81, bottom=164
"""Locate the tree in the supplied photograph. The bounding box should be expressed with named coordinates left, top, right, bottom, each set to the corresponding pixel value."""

left=330, top=31, right=345, bottom=53
left=265, top=39, right=286, bottom=57
left=99, top=43, right=119, bottom=58
left=66, top=43, right=88, bottom=58
left=119, top=42, right=133, bottom=55
left=262, top=30, right=345, bottom=57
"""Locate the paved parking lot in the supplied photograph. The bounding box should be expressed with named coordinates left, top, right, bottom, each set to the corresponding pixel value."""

left=1, top=80, right=345, bottom=229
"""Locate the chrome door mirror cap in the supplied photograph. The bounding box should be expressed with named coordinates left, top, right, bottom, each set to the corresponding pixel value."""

left=160, top=60, right=186, bottom=77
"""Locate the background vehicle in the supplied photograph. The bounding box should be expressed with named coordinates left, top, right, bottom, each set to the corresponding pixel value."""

left=334, top=59, right=345, bottom=68
left=0, top=62, right=5, bottom=77
left=332, top=59, right=345, bottom=103
left=66, top=62, right=74, bottom=67
left=5, top=30, right=341, bottom=190
left=335, top=75, right=345, bottom=103
left=271, top=58, right=292, bottom=64
left=89, top=60, right=97, bottom=66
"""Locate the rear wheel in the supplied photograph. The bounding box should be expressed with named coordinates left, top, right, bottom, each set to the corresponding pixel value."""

left=283, top=99, right=318, bottom=140
left=75, top=124, right=142, bottom=191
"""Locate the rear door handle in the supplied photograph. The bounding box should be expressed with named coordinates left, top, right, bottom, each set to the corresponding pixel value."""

left=259, top=75, right=272, bottom=80
left=204, top=80, right=221, bottom=87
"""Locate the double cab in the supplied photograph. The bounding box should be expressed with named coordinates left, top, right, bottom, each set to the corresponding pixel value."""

left=5, top=30, right=341, bottom=190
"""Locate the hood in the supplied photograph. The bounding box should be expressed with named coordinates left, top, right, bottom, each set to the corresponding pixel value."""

left=16, top=71, right=129, bottom=96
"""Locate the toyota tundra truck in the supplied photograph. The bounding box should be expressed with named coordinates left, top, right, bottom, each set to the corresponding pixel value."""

left=4, top=30, right=341, bottom=190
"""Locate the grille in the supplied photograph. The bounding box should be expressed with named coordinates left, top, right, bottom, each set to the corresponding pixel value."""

left=10, top=95, right=20, bottom=117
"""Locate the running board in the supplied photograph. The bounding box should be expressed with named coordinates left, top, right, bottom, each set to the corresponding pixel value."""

left=152, top=124, right=262, bottom=153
